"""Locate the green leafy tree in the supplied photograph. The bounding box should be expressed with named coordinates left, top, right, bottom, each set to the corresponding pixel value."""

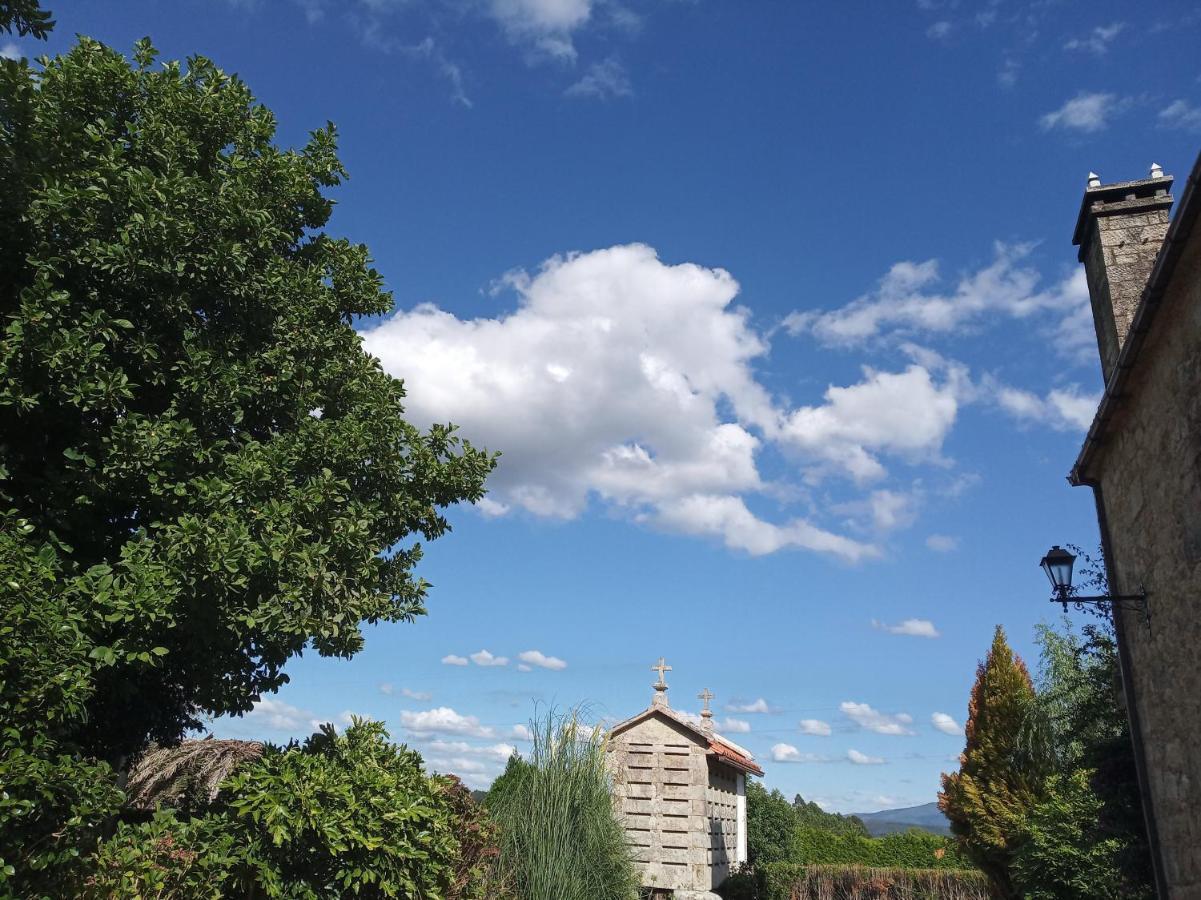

left=0, top=0, right=53, bottom=39
left=792, top=794, right=868, bottom=837
left=1010, top=769, right=1128, bottom=900
left=939, top=625, right=1039, bottom=899
left=0, top=37, right=494, bottom=762
left=0, top=521, right=127, bottom=894
left=746, top=782, right=797, bottom=866
left=1009, top=616, right=1153, bottom=898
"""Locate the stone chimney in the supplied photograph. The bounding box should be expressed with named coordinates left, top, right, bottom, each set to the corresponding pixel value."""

left=1072, top=165, right=1174, bottom=383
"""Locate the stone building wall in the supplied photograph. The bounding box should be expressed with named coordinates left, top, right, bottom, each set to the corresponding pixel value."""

left=705, top=761, right=739, bottom=887
left=1084, top=227, right=1201, bottom=897
left=607, top=714, right=710, bottom=893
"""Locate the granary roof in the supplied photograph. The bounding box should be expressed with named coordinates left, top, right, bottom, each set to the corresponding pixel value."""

left=1071, top=149, right=1201, bottom=484
left=607, top=703, right=765, bottom=777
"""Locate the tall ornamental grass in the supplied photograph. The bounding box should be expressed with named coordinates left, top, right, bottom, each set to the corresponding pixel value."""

left=487, top=708, right=639, bottom=900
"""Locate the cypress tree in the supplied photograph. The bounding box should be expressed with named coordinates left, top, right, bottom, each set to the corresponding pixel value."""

left=939, top=625, right=1039, bottom=899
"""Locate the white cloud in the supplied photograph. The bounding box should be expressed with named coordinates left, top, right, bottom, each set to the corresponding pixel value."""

left=840, top=701, right=915, bottom=736
left=400, top=707, right=496, bottom=738
left=565, top=57, right=632, bottom=99
left=402, top=687, right=433, bottom=701
left=778, top=365, right=958, bottom=483
left=997, top=57, right=1020, bottom=88
left=378, top=682, right=394, bottom=695
left=509, top=724, right=534, bottom=741
left=1159, top=99, right=1201, bottom=132
left=424, top=739, right=516, bottom=761
left=992, top=383, right=1098, bottom=431
left=518, top=649, right=567, bottom=670
left=771, top=743, right=831, bottom=763
left=1, top=42, right=21, bottom=61
left=926, top=20, right=952, bottom=40
left=872, top=618, right=941, bottom=638
left=847, top=749, right=886, bottom=765
left=1040, top=92, right=1123, bottom=132
left=488, top=0, right=593, bottom=60
left=655, top=493, right=878, bottom=561
left=1064, top=22, right=1124, bottom=55
left=932, top=712, right=962, bottom=735
left=726, top=698, right=773, bottom=714
left=787, top=244, right=1084, bottom=349
left=360, top=244, right=878, bottom=562
left=243, top=697, right=320, bottom=733
left=720, top=717, right=751, bottom=734
left=799, top=718, right=832, bottom=736
left=442, top=654, right=470, bottom=666
left=869, top=489, right=917, bottom=531
left=470, top=649, right=510, bottom=667
left=925, top=534, right=958, bottom=552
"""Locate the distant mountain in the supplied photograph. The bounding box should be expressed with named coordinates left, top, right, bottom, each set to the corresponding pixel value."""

left=851, top=802, right=951, bottom=837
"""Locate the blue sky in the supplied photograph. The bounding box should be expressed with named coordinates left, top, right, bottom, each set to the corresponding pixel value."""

left=12, top=0, right=1201, bottom=812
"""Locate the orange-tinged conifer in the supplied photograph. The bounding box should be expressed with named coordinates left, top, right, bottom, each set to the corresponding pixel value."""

left=939, top=625, right=1038, bottom=899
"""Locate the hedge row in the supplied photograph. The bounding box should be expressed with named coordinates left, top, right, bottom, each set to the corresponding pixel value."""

left=762, top=864, right=990, bottom=900
left=789, top=828, right=970, bottom=869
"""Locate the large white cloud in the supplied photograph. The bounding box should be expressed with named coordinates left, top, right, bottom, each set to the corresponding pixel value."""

left=360, top=244, right=887, bottom=561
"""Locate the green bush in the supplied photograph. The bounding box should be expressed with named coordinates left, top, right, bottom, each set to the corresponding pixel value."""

left=762, top=863, right=990, bottom=900
left=1010, top=768, right=1133, bottom=900
left=790, top=827, right=969, bottom=870
left=84, top=720, right=505, bottom=899
left=486, top=709, right=638, bottom=900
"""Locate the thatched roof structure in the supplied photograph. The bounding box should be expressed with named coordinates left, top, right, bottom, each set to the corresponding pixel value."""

left=126, top=737, right=264, bottom=810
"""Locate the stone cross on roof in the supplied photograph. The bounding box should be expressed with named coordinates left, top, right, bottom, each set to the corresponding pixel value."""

left=651, top=657, right=671, bottom=707
left=697, top=688, right=714, bottom=718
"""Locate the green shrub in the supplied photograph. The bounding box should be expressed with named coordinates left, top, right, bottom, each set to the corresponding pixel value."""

left=486, top=709, right=639, bottom=900
left=790, top=827, right=969, bottom=869
left=717, top=868, right=762, bottom=900
left=84, top=720, right=504, bottom=899
left=1010, top=768, right=1136, bottom=900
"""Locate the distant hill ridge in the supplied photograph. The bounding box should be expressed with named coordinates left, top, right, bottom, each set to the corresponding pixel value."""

left=850, top=802, right=951, bottom=837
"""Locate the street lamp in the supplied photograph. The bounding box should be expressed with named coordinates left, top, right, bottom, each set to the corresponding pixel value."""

left=1038, top=544, right=1148, bottom=622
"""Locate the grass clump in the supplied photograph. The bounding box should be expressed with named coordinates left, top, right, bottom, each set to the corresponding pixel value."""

left=486, top=708, right=639, bottom=900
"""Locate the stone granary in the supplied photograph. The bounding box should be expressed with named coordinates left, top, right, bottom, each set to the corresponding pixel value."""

left=1070, top=153, right=1201, bottom=899
left=606, top=659, right=763, bottom=900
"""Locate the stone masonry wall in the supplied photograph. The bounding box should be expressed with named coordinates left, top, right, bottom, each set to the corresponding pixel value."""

left=705, top=760, right=739, bottom=888
left=1086, top=226, right=1201, bottom=899
left=607, top=715, right=710, bottom=893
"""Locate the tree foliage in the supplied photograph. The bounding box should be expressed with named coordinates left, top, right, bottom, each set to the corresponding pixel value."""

left=0, top=36, right=493, bottom=761
left=0, top=521, right=125, bottom=894
left=0, top=0, right=53, bottom=39
left=938, top=625, right=1038, bottom=899
left=1008, top=617, right=1153, bottom=899
left=746, top=782, right=797, bottom=866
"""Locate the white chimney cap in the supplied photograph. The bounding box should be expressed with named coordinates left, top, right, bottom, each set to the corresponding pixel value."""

left=1088, top=172, right=1102, bottom=188
left=1150, top=163, right=1164, bottom=179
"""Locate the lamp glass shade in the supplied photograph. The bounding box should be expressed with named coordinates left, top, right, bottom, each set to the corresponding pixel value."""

left=1040, top=546, right=1075, bottom=593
